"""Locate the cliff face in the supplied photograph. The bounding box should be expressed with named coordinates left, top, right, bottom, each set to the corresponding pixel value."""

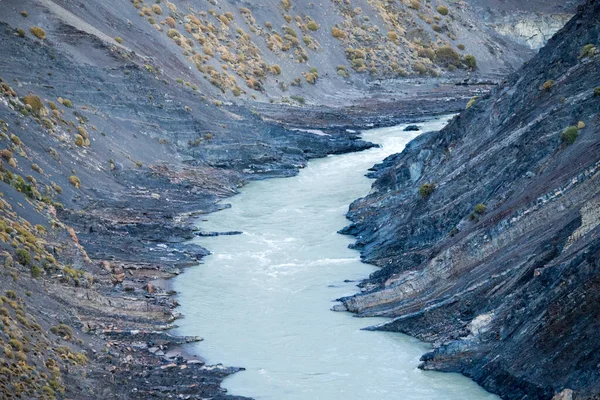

left=341, top=1, right=600, bottom=398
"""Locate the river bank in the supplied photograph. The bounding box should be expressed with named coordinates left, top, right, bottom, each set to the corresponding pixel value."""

left=0, top=21, right=489, bottom=396
left=171, top=116, right=499, bottom=400
left=52, top=105, right=482, bottom=398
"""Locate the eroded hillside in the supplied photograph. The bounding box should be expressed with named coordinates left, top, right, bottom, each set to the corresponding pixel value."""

left=1, top=0, right=578, bottom=105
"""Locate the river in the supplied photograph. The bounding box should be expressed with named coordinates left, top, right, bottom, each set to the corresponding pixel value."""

left=173, top=116, right=498, bottom=400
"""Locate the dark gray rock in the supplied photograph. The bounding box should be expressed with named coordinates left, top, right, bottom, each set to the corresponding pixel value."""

left=342, top=1, right=600, bottom=398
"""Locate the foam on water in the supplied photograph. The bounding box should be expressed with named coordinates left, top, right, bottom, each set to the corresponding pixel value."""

left=173, top=116, right=499, bottom=400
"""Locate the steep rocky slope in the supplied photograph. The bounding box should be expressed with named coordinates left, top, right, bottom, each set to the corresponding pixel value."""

left=0, top=0, right=589, bottom=399
left=1, top=0, right=579, bottom=106
left=340, top=1, right=600, bottom=399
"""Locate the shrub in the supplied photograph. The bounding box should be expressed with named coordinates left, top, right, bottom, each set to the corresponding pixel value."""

left=16, top=28, right=26, bottom=37
left=580, top=44, right=596, bottom=58
left=418, top=48, right=435, bottom=60
left=21, top=11, right=28, bottom=17
left=271, top=64, right=282, bottom=75
left=1, top=149, right=13, bottom=160
left=152, top=4, right=162, bottom=14
left=62, top=98, right=73, bottom=107
left=541, top=80, right=554, bottom=91
left=165, top=16, right=176, bottom=28
left=437, top=6, right=449, bottom=15
left=15, top=249, right=31, bottom=266
left=457, top=44, right=465, bottom=50
left=307, top=21, right=319, bottom=31
left=435, top=46, right=460, bottom=67
left=413, top=62, right=427, bottom=74
left=115, top=37, right=123, bottom=44
left=474, top=204, right=486, bottom=215
left=561, top=126, right=579, bottom=145
left=31, top=265, right=42, bottom=278
left=9, top=339, right=22, bottom=351
left=290, top=95, right=305, bottom=104
left=23, top=94, right=44, bottom=115
left=331, top=27, right=346, bottom=39
left=578, top=121, right=585, bottom=129
left=281, top=0, right=291, bottom=11
left=74, top=134, right=85, bottom=147
left=408, top=0, right=421, bottom=10
left=305, top=72, right=317, bottom=84
left=30, top=26, right=46, bottom=40
left=388, top=31, right=398, bottom=42
left=464, top=54, right=477, bottom=69
left=419, top=183, right=436, bottom=199
left=6, top=290, right=17, bottom=299
left=337, top=65, right=349, bottom=78
left=594, top=87, right=600, bottom=96
left=69, top=175, right=81, bottom=188
left=50, top=324, right=74, bottom=340
left=466, top=96, right=478, bottom=109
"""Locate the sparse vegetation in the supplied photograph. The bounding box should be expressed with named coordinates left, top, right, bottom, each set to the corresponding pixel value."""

left=23, top=95, right=44, bottom=116
left=271, top=64, right=282, bottom=75
left=331, top=27, right=346, bottom=39
left=580, top=44, right=596, bottom=58
left=435, top=46, right=460, bottom=68
left=74, top=134, right=85, bottom=147
left=15, top=249, right=31, bottom=266
left=50, top=324, right=74, bottom=340
left=437, top=6, right=449, bottom=16
left=151, top=4, right=163, bottom=14
left=561, top=126, right=579, bottom=145
left=541, top=80, right=554, bottom=91
left=464, top=55, right=477, bottom=69
left=30, top=26, right=46, bottom=40
left=474, top=204, right=486, bottom=215
left=69, top=175, right=81, bottom=188
left=466, top=96, right=478, bottom=109
left=408, top=0, right=421, bottom=10
left=419, top=183, right=436, bottom=199
left=307, top=21, right=319, bottom=31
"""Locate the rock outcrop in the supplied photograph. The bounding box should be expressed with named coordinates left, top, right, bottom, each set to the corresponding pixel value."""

left=341, top=1, right=600, bottom=398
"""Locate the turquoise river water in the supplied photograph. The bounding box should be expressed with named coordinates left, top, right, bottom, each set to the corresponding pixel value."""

left=174, top=116, right=498, bottom=400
